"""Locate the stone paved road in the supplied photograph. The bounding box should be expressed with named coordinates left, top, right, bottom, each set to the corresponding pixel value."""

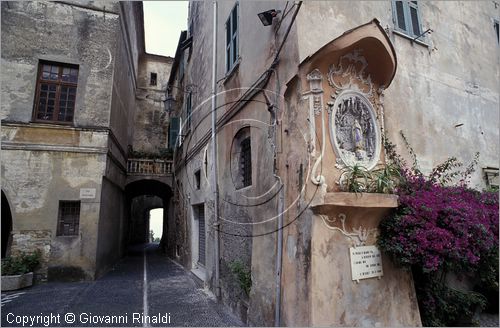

left=1, top=244, right=243, bottom=327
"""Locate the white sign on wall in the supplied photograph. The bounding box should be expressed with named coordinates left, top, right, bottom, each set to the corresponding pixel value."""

left=80, top=188, right=96, bottom=199
left=350, top=245, right=383, bottom=282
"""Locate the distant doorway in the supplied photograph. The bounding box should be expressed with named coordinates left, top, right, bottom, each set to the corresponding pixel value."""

left=149, top=208, right=163, bottom=243
left=1, top=191, right=13, bottom=258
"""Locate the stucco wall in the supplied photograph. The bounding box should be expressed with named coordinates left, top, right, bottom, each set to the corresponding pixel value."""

left=296, top=1, right=500, bottom=187
left=133, top=55, right=173, bottom=154
left=173, top=1, right=499, bottom=326
left=1, top=0, right=134, bottom=279
left=1, top=1, right=119, bottom=126
left=1, top=144, right=106, bottom=279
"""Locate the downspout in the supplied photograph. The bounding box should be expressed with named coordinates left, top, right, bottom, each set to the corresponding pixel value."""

left=265, top=83, right=284, bottom=327
left=274, top=174, right=285, bottom=327
left=271, top=3, right=302, bottom=325
left=211, top=0, right=221, bottom=299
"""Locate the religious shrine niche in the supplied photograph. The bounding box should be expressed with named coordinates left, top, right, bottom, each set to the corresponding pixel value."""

left=327, top=50, right=382, bottom=170
left=329, top=91, right=379, bottom=169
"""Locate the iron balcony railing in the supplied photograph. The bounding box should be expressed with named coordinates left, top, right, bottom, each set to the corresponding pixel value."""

left=127, top=158, right=173, bottom=175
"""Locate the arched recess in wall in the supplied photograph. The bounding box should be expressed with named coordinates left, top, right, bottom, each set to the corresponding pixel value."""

left=1, top=190, right=13, bottom=258
left=230, top=126, right=252, bottom=190
left=124, top=179, right=173, bottom=248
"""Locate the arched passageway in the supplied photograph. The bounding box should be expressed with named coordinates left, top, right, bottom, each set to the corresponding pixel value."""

left=2, top=191, right=13, bottom=258
left=124, top=179, right=172, bottom=252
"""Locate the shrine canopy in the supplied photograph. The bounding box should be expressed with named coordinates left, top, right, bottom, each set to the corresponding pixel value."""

left=300, top=19, right=397, bottom=89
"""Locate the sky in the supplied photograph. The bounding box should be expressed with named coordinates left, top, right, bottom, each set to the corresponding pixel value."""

left=150, top=208, right=164, bottom=240
left=143, top=1, right=189, bottom=57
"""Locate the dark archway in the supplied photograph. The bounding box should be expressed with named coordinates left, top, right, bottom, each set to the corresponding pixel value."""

left=2, top=191, right=13, bottom=258
left=124, top=179, right=172, bottom=252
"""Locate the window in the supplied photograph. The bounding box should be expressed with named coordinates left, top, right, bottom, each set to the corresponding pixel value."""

left=231, top=127, right=252, bottom=189
left=484, top=167, right=499, bottom=189
left=34, top=61, right=79, bottom=123
left=240, top=137, right=252, bottom=187
left=194, top=170, right=201, bottom=190
left=225, top=3, right=239, bottom=72
left=150, top=72, right=157, bottom=86
left=57, top=201, right=80, bottom=236
left=392, top=1, right=423, bottom=38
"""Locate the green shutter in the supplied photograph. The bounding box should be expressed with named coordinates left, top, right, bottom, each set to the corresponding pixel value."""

left=169, top=117, right=180, bottom=149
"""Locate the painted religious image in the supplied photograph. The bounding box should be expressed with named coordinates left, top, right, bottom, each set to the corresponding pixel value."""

left=331, top=92, right=379, bottom=169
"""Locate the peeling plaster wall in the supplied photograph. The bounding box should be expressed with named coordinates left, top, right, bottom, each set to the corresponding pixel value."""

left=1, top=148, right=106, bottom=279
left=173, top=1, right=293, bottom=325
left=179, top=1, right=499, bottom=326
left=1, top=1, right=119, bottom=126
left=0, top=0, right=126, bottom=279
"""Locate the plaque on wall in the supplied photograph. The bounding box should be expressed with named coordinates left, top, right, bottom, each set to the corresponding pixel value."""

left=80, top=188, right=96, bottom=199
left=350, top=245, right=383, bottom=282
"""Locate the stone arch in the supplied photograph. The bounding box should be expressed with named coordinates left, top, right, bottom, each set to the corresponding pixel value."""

left=124, top=179, right=173, bottom=250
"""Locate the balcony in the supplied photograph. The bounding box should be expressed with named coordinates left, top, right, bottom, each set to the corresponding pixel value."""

left=127, top=158, right=173, bottom=176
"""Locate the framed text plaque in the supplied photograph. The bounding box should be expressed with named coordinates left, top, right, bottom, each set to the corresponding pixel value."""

left=350, top=245, right=383, bottom=281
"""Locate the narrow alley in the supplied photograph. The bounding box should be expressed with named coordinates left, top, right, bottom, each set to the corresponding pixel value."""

left=1, top=245, right=242, bottom=327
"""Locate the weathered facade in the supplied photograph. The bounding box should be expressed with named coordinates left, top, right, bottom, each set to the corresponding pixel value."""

left=168, top=1, right=499, bottom=326
left=1, top=1, right=173, bottom=280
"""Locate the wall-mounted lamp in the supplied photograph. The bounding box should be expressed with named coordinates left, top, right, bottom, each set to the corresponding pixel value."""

left=258, top=9, right=281, bottom=26
left=164, top=95, right=176, bottom=113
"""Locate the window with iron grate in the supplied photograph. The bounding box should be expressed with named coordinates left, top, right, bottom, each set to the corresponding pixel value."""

left=57, top=201, right=80, bottom=236
left=240, top=137, right=252, bottom=187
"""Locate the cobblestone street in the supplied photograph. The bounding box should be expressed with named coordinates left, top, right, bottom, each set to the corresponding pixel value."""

left=1, top=245, right=242, bottom=327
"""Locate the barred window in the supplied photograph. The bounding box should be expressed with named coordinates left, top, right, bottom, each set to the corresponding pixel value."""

left=57, top=201, right=80, bottom=236
left=240, top=137, right=252, bottom=187
left=232, top=127, right=252, bottom=189
left=34, top=61, right=79, bottom=123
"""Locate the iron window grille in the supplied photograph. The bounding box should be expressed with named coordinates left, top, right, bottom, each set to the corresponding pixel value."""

left=240, top=137, right=252, bottom=187
left=225, top=3, right=239, bottom=72
left=57, top=201, right=81, bottom=236
left=392, top=1, right=423, bottom=38
left=33, top=61, right=79, bottom=123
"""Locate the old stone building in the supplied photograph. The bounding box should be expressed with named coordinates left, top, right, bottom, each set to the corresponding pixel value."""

left=1, top=1, right=173, bottom=279
left=168, top=1, right=499, bottom=326
left=1, top=0, right=499, bottom=327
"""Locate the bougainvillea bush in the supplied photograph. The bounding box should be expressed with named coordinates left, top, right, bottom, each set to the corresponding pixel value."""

left=378, top=134, right=499, bottom=326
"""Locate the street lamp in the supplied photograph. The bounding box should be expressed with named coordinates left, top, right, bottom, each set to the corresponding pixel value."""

left=164, top=94, right=176, bottom=113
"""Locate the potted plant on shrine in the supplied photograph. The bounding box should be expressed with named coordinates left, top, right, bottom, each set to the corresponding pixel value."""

left=1, top=250, right=41, bottom=291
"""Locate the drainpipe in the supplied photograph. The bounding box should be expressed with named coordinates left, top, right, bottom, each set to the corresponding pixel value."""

left=211, top=0, right=221, bottom=299
left=265, top=87, right=284, bottom=326
left=274, top=175, right=284, bottom=327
